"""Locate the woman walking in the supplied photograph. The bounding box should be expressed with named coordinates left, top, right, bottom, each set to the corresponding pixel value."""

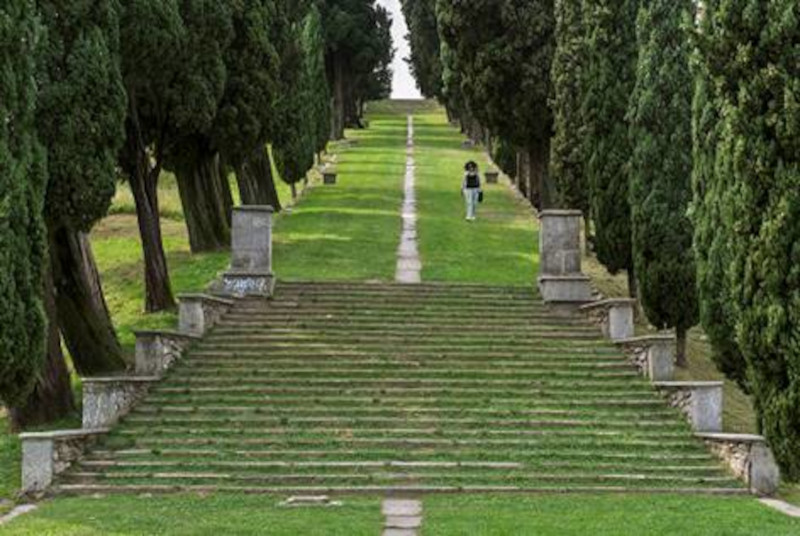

left=462, top=161, right=482, bottom=221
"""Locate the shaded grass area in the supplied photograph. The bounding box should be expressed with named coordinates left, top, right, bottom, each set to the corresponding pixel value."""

left=414, top=110, right=538, bottom=285
left=0, top=413, right=19, bottom=514
left=272, top=113, right=406, bottom=281
left=423, top=494, right=800, bottom=535
left=0, top=495, right=381, bottom=535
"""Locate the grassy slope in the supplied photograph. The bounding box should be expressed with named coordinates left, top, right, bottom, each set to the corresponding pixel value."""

left=423, top=494, right=800, bottom=535
left=0, top=495, right=381, bottom=535
left=414, top=111, right=538, bottom=285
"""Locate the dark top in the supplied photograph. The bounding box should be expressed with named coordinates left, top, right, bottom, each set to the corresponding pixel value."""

left=464, top=172, right=481, bottom=189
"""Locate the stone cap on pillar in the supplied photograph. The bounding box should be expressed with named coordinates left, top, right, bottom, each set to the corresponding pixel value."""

left=615, top=334, right=675, bottom=345
left=696, top=433, right=767, bottom=443
left=579, top=298, right=637, bottom=312
left=19, top=429, right=110, bottom=441
left=176, top=293, right=235, bottom=306
left=653, top=380, right=723, bottom=389
left=81, top=376, right=161, bottom=384
left=233, top=205, right=275, bottom=213
left=539, top=209, right=584, bottom=218
left=133, top=329, right=202, bottom=341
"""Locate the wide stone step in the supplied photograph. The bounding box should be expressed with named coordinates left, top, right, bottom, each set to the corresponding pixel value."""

left=52, top=483, right=749, bottom=496
left=200, top=333, right=605, bottom=345
left=275, top=281, right=535, bottom=293
left=216, top=317, right=590, bottom=328
left=176, top=359, right=633, bottom=371
left=233, top=303, right=551, bottom=314
left=185, top=348, right=622, bottom=359
left=210, top=324, right=600, bottom=336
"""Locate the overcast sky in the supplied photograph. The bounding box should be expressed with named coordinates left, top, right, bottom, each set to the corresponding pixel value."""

left=377, top=0, right=423, bottom=100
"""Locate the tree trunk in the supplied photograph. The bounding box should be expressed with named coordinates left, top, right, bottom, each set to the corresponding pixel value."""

left=49, top=225, right=126, bottom=375
left=290, top=182, right=298, bottom=200
left=129, top=147, right=175, bottom=312
left=515, top=151, right=528, bottom=197
left=331, top=53, right=346, bottom=140
left=176, top=151, right=232, bottom=253
left=236, top=145, right=282, bottom=211
left=485, top=130, right=494, bottom=159
left=8, top=268, right=76, bottom=431
left=529, top=139, right=552, bottom=211
left=676, top=326, right=688, bottom=368
left=627, top=267, right=638, bottom=299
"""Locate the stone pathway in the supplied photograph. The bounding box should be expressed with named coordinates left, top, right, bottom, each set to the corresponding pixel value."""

left=0, top=504, right=37, bottom=527
left=759, top=498, right=800, bottom=518
left=395, top=115, right=421, bottom=284
left=382, top=498, right=423, bottom=536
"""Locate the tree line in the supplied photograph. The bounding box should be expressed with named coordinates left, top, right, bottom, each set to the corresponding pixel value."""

left=403, top=0, right=799, bottom=479
left=0, top=0, right=393, bottom=430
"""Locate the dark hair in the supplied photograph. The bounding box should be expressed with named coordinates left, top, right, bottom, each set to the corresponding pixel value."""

left=465, top=161, right=478, bottom=171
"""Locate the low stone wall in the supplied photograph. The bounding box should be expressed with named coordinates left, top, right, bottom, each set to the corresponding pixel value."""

left=615, top=335, right=675, bottom=381
left=135, top=330, right=201, bottom=376
left=178, top=294, right=234, bottom=336
left=698, top=433, right=780, bottom=496
left=654, top=381, right=723, bottom=433
left=82, top=377, right=159, bottom=429
left=20, top=429, right=108, bottom=494
left=579, top=299, right=635, bottom=341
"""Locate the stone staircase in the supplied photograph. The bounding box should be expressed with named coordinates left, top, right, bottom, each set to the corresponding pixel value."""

left=53, top=281, right=745, bottom=495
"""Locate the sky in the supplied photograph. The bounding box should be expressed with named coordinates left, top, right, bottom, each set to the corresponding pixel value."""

left=377, top=0, right=423, bottom=100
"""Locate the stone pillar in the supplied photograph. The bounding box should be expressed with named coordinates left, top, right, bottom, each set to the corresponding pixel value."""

left=178, top=294, right=234, bottom=336
left=82, top=377, right=159, bottom=429
left=221, top=206, right=276, bottom=297
left=654, top=381, right=723, bottom=433
left=580, top=299, right=636, bottom=341
left=537, top=210, right=592, bottom=305
left=615, top=334, right=676, bottom=381
left=20, top=430, right=108, bottom=494
left=135, top=330, right=201, bottom=376
left=323, top=165, right=337, bottom=185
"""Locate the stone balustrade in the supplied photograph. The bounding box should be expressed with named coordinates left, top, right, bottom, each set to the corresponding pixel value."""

left=19, top=429, right=108, bottom=494
left=82, top=377, right=160, bottom=429
left=178, top=293, right=234, bottom=336
left=580, top=298, right=636, bottom=341
left=697, top=433, right=780, bottom=496
left=653, top=381, right=723, bottom=433
left=221, top=206, right=276, bottom=297
left=135, top=330, right=201, bottom=377
left=615, top=334, right=675, bottom=381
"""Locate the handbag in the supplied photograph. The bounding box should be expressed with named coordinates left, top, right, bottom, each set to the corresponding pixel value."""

left=478, top=190, right=484, bottom=203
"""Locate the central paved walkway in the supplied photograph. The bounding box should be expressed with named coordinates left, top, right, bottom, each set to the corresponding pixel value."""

left=396, top=115, right=421, bottom=283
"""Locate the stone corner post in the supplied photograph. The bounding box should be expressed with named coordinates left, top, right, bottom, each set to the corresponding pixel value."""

left=537, top=210, right=592, bottom=305
left=222, top=205, right=276, bottom=297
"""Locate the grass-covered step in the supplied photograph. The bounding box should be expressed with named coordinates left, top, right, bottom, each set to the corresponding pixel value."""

left=209, top=324, right=600, bottom=336
left=184, top=347, right=623, bottom=358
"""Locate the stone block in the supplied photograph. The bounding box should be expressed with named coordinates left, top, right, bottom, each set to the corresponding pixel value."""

left=698, top=433, right=781, bottom=496
left=539, top=210, right=583, bottom=276
left=538, top=275, right=593, bottom=304
left=178, top=294, right=234, bottom=336
left=615, top=334, right=675, bottom=381
left=82, top=377, right=159, bottom=429
left=323, top=172, right=337, bottom=185
left=230, top=206, right=273, bottom=274
left=579, top=299, right=635, bottom=341
left=654, top=381, right=723, bottom=433
left=135, top=330, right=201, bottom=376
left=221, top=272, right=276, bottom=298
left=19, top=429, right=108, bottom=494
left=484, top=171, right=499, bottom=184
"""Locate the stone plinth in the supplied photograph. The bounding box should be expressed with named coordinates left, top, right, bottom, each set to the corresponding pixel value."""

left=654, top=381, right=723, bottom=433
left=135, top=330, right=201, bottom=376
left=82, top=377, right=159, bottom=429
left=580, top=299, right=636, bottom=341
left=484, top=171, right=499, bottom=184
left=697, top=433, right=780, bottom=496
left=323, top=172, right=337, bottom=185
left=178, top=294, right=234, bottom=336
left=538, top=275, right=593, bottom=305
left=222, top=206, right=275, bottom=297
left=20, top=429, right=108, bottom=494
left=615, top=335, right=675, bottom=381
left=538, top=210, right=592, bottom=304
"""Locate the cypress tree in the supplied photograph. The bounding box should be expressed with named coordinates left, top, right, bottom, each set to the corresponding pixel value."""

left=401, top=0, right=444, bottom=100
left=550, top=0, right=588, bottom=214
left=37, top=0, right=128, bottom=373
left=582, top=0, right=638, bottom=294
left=0, top=0, right=50, bottom=424
left=628, top=0, right=697, bottom=366
left=695, top=0, right=800, bottom=479
left=304, top=6, right=332, bottom=158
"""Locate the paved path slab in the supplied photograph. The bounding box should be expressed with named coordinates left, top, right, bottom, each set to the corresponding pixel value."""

left=0, top=505, right=37, bottom=526
left=759, top=498, right=800, bottom=518
left=382, top=498, right=423, bottom=536
left=396, top=116, right=421, bottom=284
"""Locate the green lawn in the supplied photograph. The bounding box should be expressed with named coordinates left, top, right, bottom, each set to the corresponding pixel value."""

left=423, top=494, right=800, bottom=535
left=0, top=495, right=381, bottom=535
left=0, top=414, right=19, bottom=516
left=414, top=111, right=538, bottom=285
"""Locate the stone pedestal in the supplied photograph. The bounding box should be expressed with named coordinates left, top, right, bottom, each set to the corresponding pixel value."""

left=222, top=206, right=275, bottom=297
left=616, top=335, right=675, bottom=381
left=82, top=377, right=159, bottom=429
left=178, top=294, right=234, bottom=336
left=20, top=429, right=108, bottom=494
left=135, top=330, right=201, bottom=376
left=484, top=171, right=499, bottom=184
left=697, top=433, right=781, bottom=496
left=323, top=171, right=337, bottom=185
left=580, top=299, right=636, bottom=341
left=538, top=210, right=592, bottom=305
left=654, top=381, right=723, bottom=433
